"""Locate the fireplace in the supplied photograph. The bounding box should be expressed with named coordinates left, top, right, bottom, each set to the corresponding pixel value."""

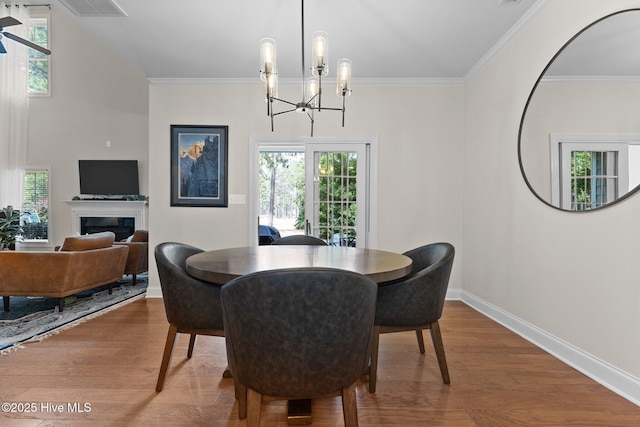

left=66, top=200, right=147, bottom=240
left=80, top=217, right=135, bottom=241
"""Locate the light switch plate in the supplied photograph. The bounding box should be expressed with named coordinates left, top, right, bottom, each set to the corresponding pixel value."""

left=229, top=194, right=246, bottom=204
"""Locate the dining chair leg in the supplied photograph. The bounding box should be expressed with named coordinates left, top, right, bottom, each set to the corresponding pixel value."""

left=156, top=324, right=179, bottom=392
left=234, top=379, right=247, bottom=419
left=429, top=320, right=450, bottom=384
left=223, top=366, right=233, bottom=378
left=342, top=382, right=358, bottom=427
left=415, top=328, right=425, bottom=354
left=187, top=333, right=197, bottom=358
left=246, top=388, right=262, bottom=427
left=368, top=325, right=381, bottom=393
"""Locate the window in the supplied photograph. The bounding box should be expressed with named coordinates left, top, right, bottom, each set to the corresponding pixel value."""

left=22, top=168, right=49, bottom=242
left=28, top=16, right=49, bottom=96
left=550, top=134, right=640, bottom=210
left=568, top=150, right=618, bottom=211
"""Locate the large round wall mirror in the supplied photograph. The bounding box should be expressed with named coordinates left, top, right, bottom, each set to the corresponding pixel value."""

left=519, top=9, right=640, bottom=211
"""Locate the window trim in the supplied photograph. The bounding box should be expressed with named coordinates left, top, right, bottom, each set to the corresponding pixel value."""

left=20, top=166, right=51, bottom=248
left=550, top=134, right=639, bottom=209
left=27, top=14, right=51, bottom=97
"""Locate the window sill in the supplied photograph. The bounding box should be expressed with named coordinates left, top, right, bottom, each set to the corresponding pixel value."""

left=16, top=240, right=52, bottom=251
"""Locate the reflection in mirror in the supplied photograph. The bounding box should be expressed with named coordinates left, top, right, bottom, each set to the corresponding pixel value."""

left=519, top=9, right=640, bottom=211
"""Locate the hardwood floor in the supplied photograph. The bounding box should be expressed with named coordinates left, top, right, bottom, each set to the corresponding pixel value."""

left=0, top=299, right=638, bottom=426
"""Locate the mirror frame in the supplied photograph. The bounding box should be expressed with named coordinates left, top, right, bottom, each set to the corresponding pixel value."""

left=518, top=8, right=640, bottom=212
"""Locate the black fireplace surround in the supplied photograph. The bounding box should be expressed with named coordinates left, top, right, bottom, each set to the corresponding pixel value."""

left=80, top=217, right=135, bottom=242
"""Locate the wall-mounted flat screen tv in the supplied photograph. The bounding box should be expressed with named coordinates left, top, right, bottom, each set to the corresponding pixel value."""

left=78, top=160, right=140, bottom=195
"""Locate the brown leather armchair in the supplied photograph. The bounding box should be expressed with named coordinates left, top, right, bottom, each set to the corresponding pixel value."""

left=114, top=230, right=148, bottom=284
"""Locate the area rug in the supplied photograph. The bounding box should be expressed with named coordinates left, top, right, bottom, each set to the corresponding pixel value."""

left=0, top=277, right=148, bottom=354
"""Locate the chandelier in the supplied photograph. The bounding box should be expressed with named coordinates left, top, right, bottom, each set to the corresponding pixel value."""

left=260, top=0, right=352, bottom=137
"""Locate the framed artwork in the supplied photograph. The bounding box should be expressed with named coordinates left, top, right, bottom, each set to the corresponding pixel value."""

left=170, top=125, right=228, bottom=207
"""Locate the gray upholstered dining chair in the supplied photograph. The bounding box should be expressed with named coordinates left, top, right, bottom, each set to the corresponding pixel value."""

left=221, top=267, right=377, bottom=427
left=154, top=242, right=225, bottom=392
left=271, top=234, right=328, bottom=245
left=368, top=242, right=455, bottom=393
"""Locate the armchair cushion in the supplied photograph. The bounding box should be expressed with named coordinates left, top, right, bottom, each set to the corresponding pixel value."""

left=59, top=231, right=115, bottom=252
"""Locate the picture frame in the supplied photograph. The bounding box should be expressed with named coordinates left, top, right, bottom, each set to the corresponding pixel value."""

left=170, top=125, right=229, bottom=207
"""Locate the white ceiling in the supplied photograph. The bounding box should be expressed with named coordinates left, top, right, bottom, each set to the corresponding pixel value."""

left=43, top=0, right=546, bottom=81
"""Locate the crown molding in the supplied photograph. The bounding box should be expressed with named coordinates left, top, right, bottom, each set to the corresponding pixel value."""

left=148, top=77, right=465, bottom=86
left=464, top=0, right=550, bottom=82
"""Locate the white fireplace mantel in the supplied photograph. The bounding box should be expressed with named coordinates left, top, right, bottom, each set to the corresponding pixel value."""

left=66, top=200, right=148, bottom=235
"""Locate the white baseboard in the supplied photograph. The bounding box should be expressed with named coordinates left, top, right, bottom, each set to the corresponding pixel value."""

left=145, top=283, right=163, bottom=298
left=446, top=288, right=462, bottom=301
left=459, top=290, right=640, bottom=407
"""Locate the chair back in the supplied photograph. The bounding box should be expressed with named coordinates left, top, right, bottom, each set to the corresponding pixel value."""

left=154, top=242, right=224, bottom=331
left=130, top=229, right=148, bottom=242
left=221, top=267, right=376, bottom=398
left=375, top=242, right=454, bottom=326
left=271, top=235, right=327, bottom=246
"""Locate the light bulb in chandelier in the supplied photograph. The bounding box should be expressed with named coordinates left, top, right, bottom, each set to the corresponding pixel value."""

left=305, top=77, right=319, bottom=108
left=312, top=31, right=328, bottom=77
left=260, top=38, right=277, bottom=82
left=337, top=58, right=352, bottom=96
left=266, top=72, right=278, bottom=100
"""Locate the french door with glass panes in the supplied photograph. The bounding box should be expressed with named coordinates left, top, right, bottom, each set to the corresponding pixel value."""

left=305, top=143, right=367, bottom=247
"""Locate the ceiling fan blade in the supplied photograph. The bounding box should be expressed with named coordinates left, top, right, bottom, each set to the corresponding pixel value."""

left=3, top=32, right=51, bottom=55
left=0, top=40, right=6, bottom=54
left=0, top=16, right=22, bottom=29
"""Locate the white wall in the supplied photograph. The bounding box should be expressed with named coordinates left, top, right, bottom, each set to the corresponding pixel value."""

left=148, top=82, right=466, bottom=296
left=463, top=0, right=640, bottom=401
left=27, top=7, right=149, bottom=247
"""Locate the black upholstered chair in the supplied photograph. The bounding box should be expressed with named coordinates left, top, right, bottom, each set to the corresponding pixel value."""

left=369, top=242, right=455, bottom=393
left=221, top=267, right=377, bottom=426
left=154, top=242, right=225, bottom=392
left=271, top=234, right=328, bottom=246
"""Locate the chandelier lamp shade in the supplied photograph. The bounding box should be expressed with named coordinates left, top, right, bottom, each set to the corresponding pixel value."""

left=259, top=0, right=352, bottom=136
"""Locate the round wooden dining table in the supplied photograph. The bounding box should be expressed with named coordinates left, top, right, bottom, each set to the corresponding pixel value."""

left=186, top=244, right=413, bottom=285
left=185, top=244, right=412, bottom=425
